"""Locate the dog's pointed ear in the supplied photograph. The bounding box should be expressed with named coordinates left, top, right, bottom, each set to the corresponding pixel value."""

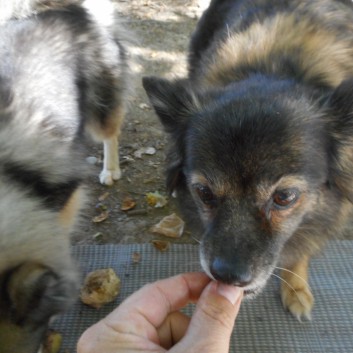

left=328, top=79, right=353, bottom=119
left=143, top=76, right=199, bottom=193
left=328, top=78, right=353, bottom=202
left=142, top=76, right=198, bottom=134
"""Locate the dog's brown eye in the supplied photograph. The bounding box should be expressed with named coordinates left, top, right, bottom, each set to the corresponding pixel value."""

left=194, top=184, right=217, bottom=208
left=272, top=189, right=299, bottom=209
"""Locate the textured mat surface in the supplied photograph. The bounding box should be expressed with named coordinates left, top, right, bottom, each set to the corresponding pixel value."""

left=53, top=241, right=353, bottom=353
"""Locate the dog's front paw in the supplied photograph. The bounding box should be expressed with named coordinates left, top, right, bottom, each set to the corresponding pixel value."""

left=281, top=281, right=314, bottom=321
left=99, top=168, right=121, bottom=185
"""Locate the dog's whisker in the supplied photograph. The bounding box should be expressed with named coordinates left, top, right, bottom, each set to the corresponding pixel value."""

left=271, top=273, right=307, bottom=307
left=191, top=236, right=201, bottom=244
left=274, top=266, right=312, bottom=292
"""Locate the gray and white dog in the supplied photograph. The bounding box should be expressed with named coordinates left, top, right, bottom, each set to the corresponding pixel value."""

left=0, top=1, right=132, bottom=352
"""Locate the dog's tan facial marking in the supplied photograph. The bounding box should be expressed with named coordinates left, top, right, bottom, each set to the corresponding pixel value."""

left=190, top=173, right=208, bottom=187
left=190, top=172, right=228, bottom=201
left=193, top=183, right=217, bottom=208
left=190, top=173, right=229, bottom=197
left=260, top=201, right=300, bottom=235
left=190, top=175, right=217, bottom=222
left=268, top=193, right=305, bottom=233
left=257, top=176, right=310, bottom=234
left=189, top=173, right=226, bottom=221
left=257, top=176, right=309, bottom=202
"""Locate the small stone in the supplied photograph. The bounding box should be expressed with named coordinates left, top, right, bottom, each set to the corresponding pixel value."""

left=138, top=103, right=151, bottom=110
left=92, top=211, right=109, bottom=223
left=80, top=268, right=121, bottom=309
left=134, top=147, right=156, bottom=158
left=150, top=213, right=185, bottom=238
left=146, top=191, right=168, bottom=208
left=121, top=195, right=137, bottom=211
left=86, top=156, right=98, bottom=165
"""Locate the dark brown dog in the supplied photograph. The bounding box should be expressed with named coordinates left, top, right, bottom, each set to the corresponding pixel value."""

left=143, top=0, right=353, bottom=321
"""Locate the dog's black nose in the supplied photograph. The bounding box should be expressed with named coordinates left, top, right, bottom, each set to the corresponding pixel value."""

left=210, top=257, right=252, bottom=286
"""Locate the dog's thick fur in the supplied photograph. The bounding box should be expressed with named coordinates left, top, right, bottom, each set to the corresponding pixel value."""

left=0, top=1, right=131, bottom=351
left=143, top=0, right=353, bottom=321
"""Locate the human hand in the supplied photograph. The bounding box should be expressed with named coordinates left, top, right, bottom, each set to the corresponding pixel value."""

left=77, top=272, right=243, bottom=353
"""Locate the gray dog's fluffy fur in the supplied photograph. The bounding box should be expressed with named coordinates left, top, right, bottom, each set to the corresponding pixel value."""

left=0, top=1, right=132, bottom=351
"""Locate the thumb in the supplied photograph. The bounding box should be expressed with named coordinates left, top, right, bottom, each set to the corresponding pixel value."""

left=173, top=281, right=243, bottom=353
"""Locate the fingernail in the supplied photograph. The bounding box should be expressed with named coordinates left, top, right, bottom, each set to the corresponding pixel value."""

left=217, top=283, right=243, bottom=305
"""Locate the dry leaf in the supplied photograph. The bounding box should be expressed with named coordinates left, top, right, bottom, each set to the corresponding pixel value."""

left=42, top=331, right=62, bottom=353
left=144, top=147, right=156, bottom=155
left=146, top=191, right=168, bottom=208
left=150, top=213, right=185, bottom=238
left=92, top=211, right=109, bottom=223
left=138, top=103, right=151, bottom=110
left=98, top=192, right=110, bottom=201
left=152, top=240, right=170, bottom=252
left=80, top=268, right=121, bottom=309
left=134, top=147, right=156, bottom=159
left=93, top=232, right=103, bottom=241
left=132, top=252, right=141, bottom=264
left=86, top=156, right=98, bottom=165
left=121, top=196, right=137, bottom=211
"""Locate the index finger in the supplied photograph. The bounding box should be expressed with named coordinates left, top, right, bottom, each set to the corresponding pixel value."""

left=104, top=272, right=210, bottom=337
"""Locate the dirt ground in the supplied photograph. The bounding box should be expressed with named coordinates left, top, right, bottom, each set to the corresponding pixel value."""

left=72, top=0, right=208, bottom=245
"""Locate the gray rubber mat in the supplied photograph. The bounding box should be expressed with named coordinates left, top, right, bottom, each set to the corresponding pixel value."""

left=53, top=241, right=353, bottom=353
